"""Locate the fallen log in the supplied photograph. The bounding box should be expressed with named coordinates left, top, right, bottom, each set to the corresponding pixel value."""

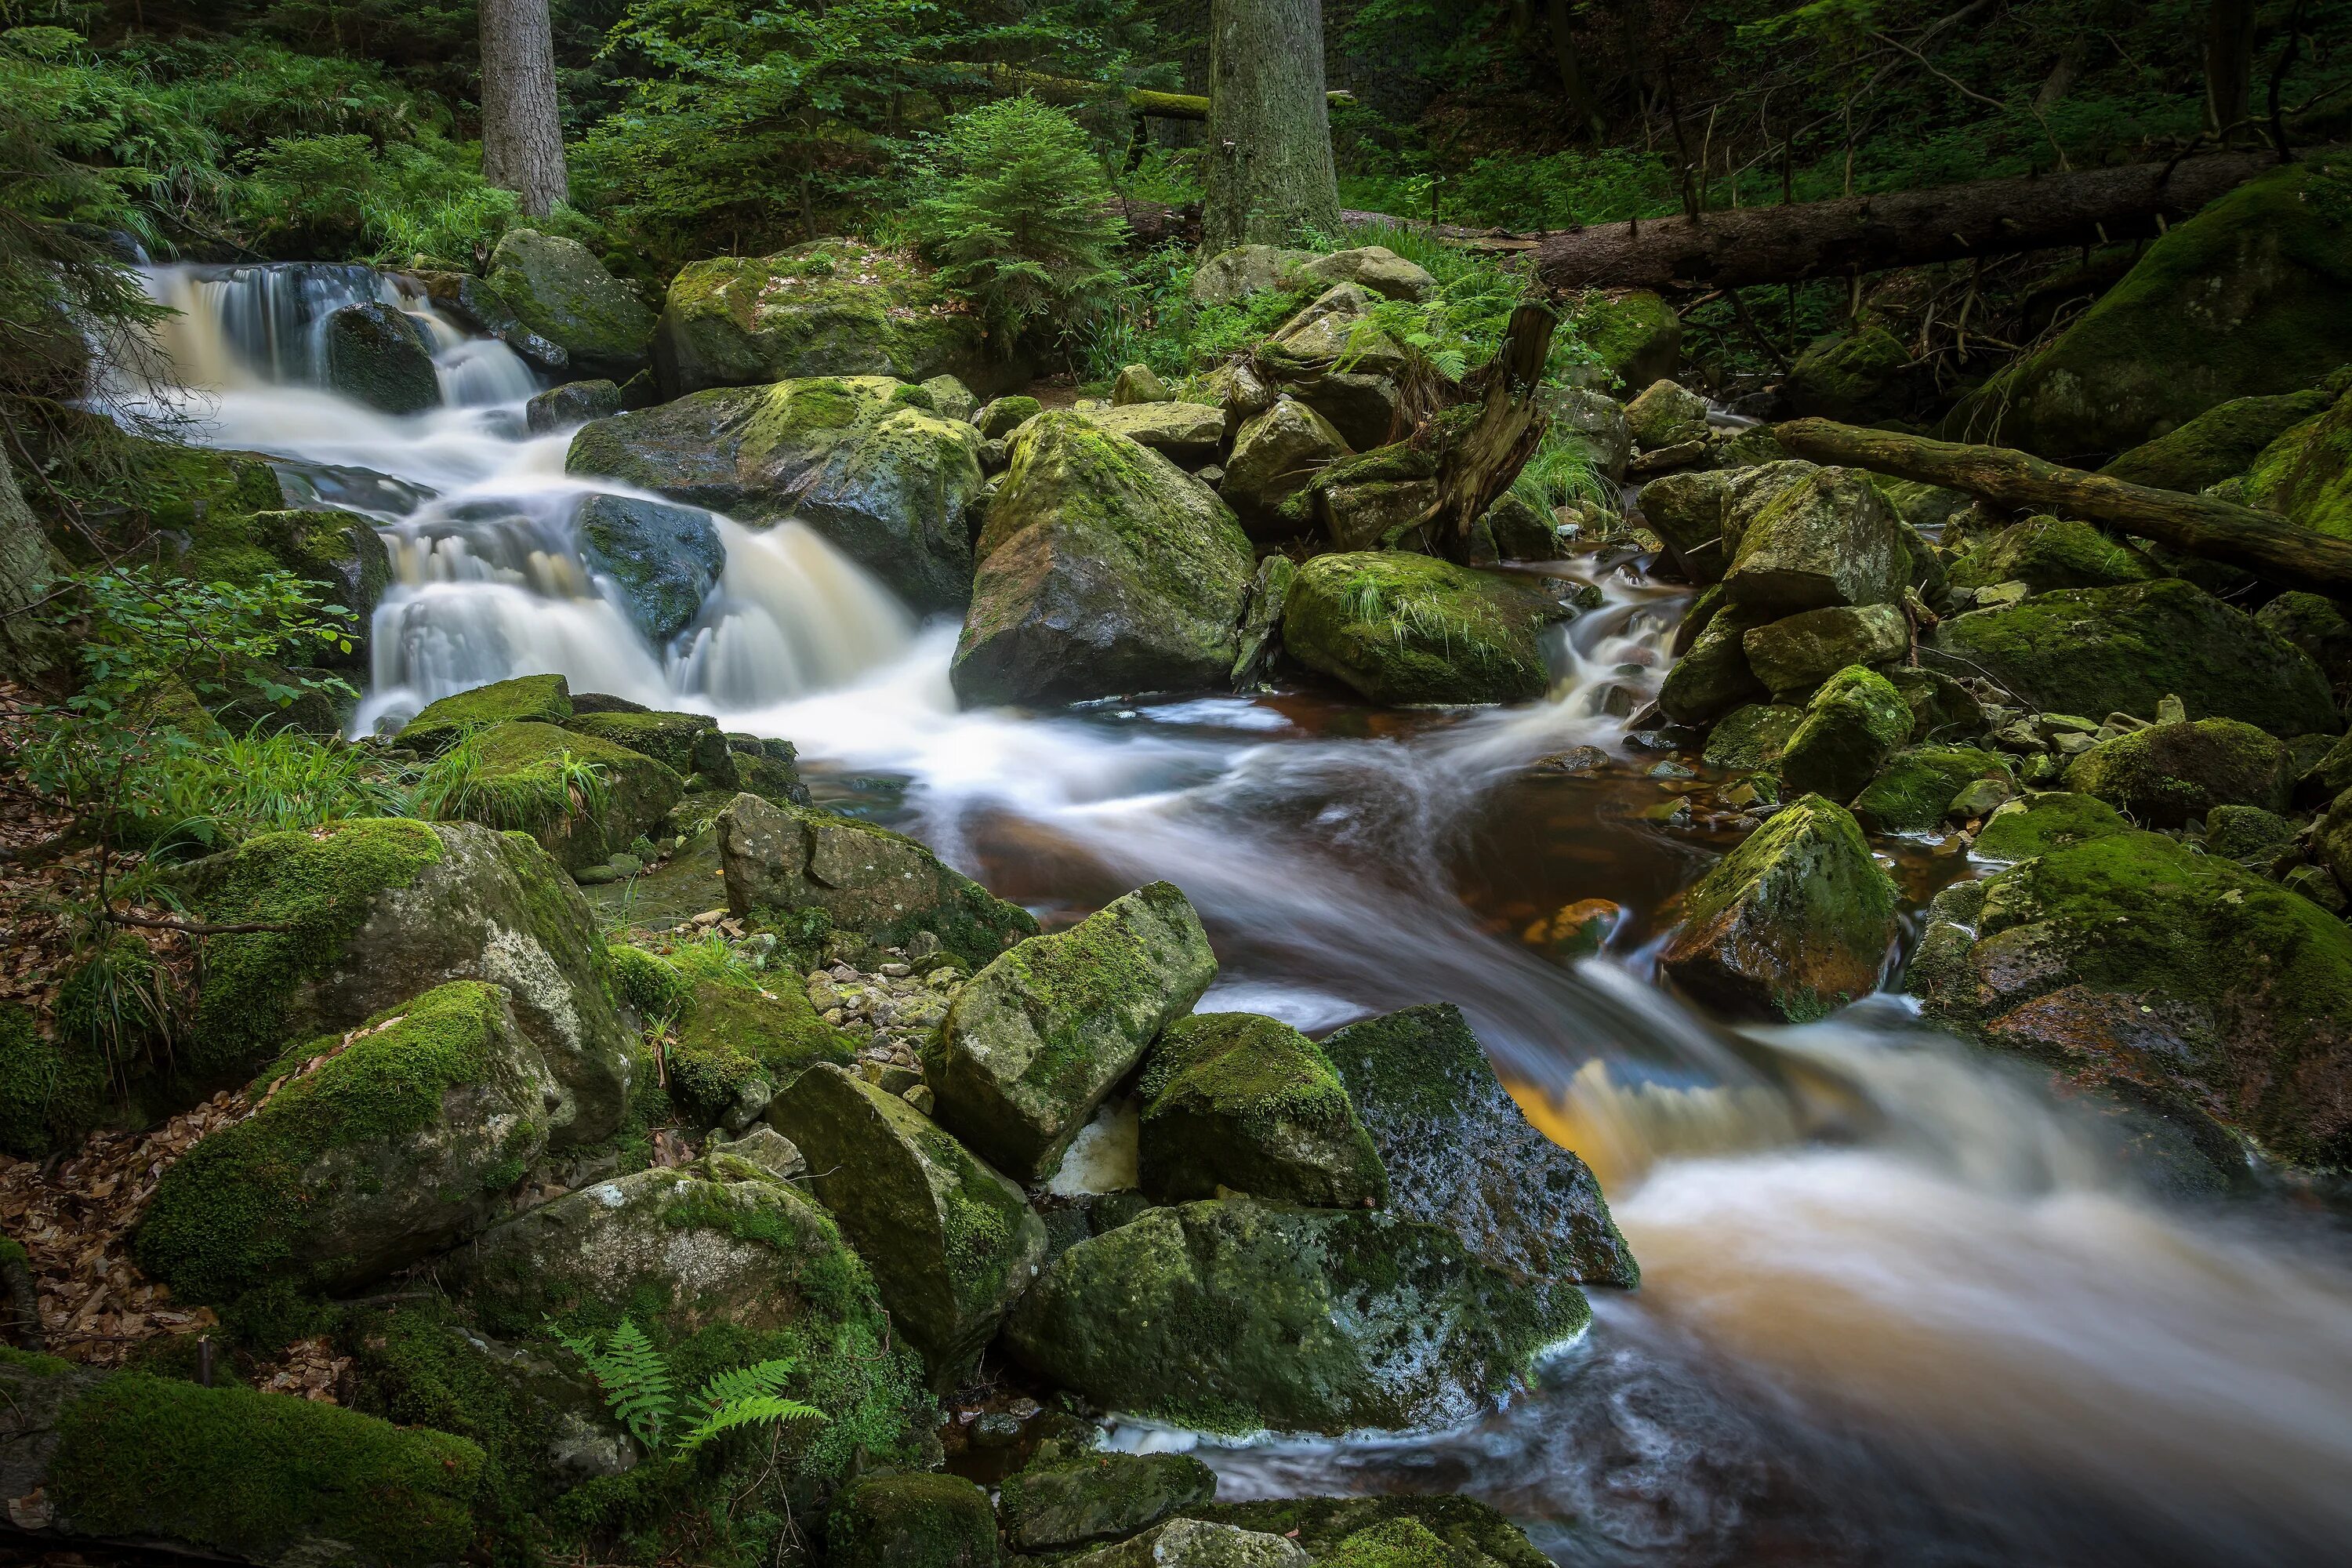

left=1534, top=149, right=2298, bottom=293
left=1773, top=417, right=2352, bottom=598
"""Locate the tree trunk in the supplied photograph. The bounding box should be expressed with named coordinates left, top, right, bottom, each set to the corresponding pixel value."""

left=1418, top=303, right=1559, bottom=558
left=2205, top=0, right=2259, bottom=136
left=1203, top=0, right=1346, bottom=251
left=1534, top=148, right=2296, bottom=292
left=0, top=435, right=67, bottom=686
left=480, top=0, right=568, bottom=218
left=1773, top=418, right=2352, bottom=597
left=1546, top=0, right=1608, bottom=143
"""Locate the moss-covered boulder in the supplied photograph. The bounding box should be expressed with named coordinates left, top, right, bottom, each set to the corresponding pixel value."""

left=768, top=1062, right=1045, bottom=1379
left=956, top=414, right=1255, bottom=707
left=1258, top=285, right=1409, bottom=449
left=133, top=982, right=552, bottom=1302
left=827, top=1472, right=1000, bottom=1568
left=1, top=1364, right=484, bottom=1566
left=1947, top=516, right=2158, bottom=595
left=450, top=720, right=684, bottom=873
left=1784, top=327, right=1911, bottom=423
left=1657, top=604, right=1769, bottom=725
left=1137, top=1012, right=1386, bottom=1208
left=2254, top=590, right=2352, bottom=692
left=1067, top=1519, right=1307, bottom=1568
left=1886, top=666, right=1985, bottom=742
left=1740, top=602, right=1910, bottom=697
left=1076, top=400, right=1227, bottom=465
left=561, top=706, right=734, bottom=786
left=1002, top=1451, right=1218, bottom=1552
left=928, top=880, right=1216, bottom=1182
left=1564, top=290, right=1682, bottom=392
left=608, top=946, right=852, bottom=1131
left=525, top=377, right=624, bottom=434
left=1971, top=790, right=2133, bottom=861
left=1284, top=551, right=1577, bottom=706
left=2060, top=717, right=2293, bottom=826
left=1004, top=1197, right=1588, bottom=1436
left=1702, top=702, right=1804, bottom=771
left=713, top=791, right=1036, bottom=967
left=0, top=1002, right=106, bottom=1159
left=1223, top=397, right=1352, bottom=532
left=1661, top=794, right=1897, bottom=1022
left=1910, top=824, right=2352, bottom=1170
left=1925, top=578, right=2339, bottom=737
left=321, top=299, right=440, bottom=415
left=1851, top=746, right=2013, bottom=834
left=1178, top=1496, right=1549, bottom=1568
left=568, top=376, right=985, bottom=613
left=1537, top=383, right=1632, bottom=483
left=573, top=493, right=724, bottom=645
left=175, top=818, right=633, bottom=1142
left=1639, top=466, right=1734, bottom=583
left=654, top=241, right=992, bottom=399
left=2100, top=388, right=2336, bottom=493
left=1719, top=462, right=1909, bottom=615
left=1955, top=165, right=2352, bottom=460
left=1624, top=379, right=1710, bottom=449
left=1321, top=1003, right=1636, bottom=1287
left=397, top=672, right=575, bottom=755
left=977, top=394, right=1042, bottom=438
left=1779, top=665, right=1915, bottom=802
left=488, top=229, right=656, bottom=379
left=2239, top=384, right=2352, bottom=540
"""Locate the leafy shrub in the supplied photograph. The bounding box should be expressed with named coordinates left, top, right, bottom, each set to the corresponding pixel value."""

left=909, top=97, right=1126, bottom=350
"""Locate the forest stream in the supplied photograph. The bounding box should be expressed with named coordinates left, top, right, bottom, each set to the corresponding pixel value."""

left=114, top=261, right=2352, bottom=1568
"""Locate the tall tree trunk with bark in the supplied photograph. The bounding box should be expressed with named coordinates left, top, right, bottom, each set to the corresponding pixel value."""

left=1546, top=0, right=1608, bottom=142
left=2205, top=0, right=2259, bottom=137
left=480, top=0, right=568, bottom=218
left=1203, top=0, right=1345, bottom=251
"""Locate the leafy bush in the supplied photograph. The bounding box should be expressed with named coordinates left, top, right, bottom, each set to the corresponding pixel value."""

left=909, top=97, right=1126, bottom=351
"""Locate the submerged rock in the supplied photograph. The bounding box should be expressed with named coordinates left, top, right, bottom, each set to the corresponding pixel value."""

left=1661, top=793, right=1897, bottom=1022
left=1321, top=1003, right=1638, bottom=1287
left=1283, top=551, right=1577, bottom=706
left=1003, top=1197, right=1589, bottom=1436
left=768, top=1062, right=1046, bottom=1378
left=1137, top=1012, right=1387, bottom=1208
left=928, top=881, right=1217, bottom=1182
left=953, top=413, right=1255, bottom=706
left=713, top=791, right=1037, bottom=968
left=488, top=229, right=657, bottom=380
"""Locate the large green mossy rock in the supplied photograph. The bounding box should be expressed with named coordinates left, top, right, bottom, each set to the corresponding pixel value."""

left=2100, top=388, right=2336, bottom=493
left=574, top=494, right=724, bottom=645
left=1947, top=516, right=2158, bottom=594
left=954, top=413, right=1256, bottom=705
left=0, top=1003, right=105, bottom=1160
left=561, top=706, right=732, bottom=785
left=1702, top=702, right=1804, bottom=771
left=713, top=791, right=1036, bottom=967
left=655, top=241, right=993, bottom=399
left=2240, top=385, right=2352, bottom=540
left=607, top=949, right=851, bottom=1131
left=175, top=818, right=633, bottom=1142
left=1926, top=578, right=2339, bottom=738
left=828, top=1472, right=1001, bottom=1568
left=321, top=300, right=439, bottom=415
left=1068, top=1519, right=1307, bottom=1568
left=1283, top=551, right=1577, bottom=706
left=1970, top=790, right=2133, bottom=861
left=1657, top=604, right=1767, bottom=725
left=1005, top=1198, right=1588, bottom=1436
left=1908, top=824, right=2352, bottom=1170
left=453, top=720, right=684, bottom=874
left=1137, top=1012, right=1386, bottom=1208
left=1953, top=165, right=2352, bottom=461
left=488, top=229, right=657, bottom=379
left=397, top=672, right=574, bottom=756
left=4, top=1367, right=484, bottom=1566
left=1740, top=602, right=1909, bottom=697
left=1660, top=794, right=1897, bottom=1022
left=1179, top=1496, right=1551, bottom=1568
left=927, top=881, right=1216, bottom=1182
left=135, top=982, right=553, bottom=1303
left=2061, top=717, right=2293, bottom=826
left=768, top=1062, right=1046, bottom=1379
left=1223, top=397, right=1352, bottom=532
left=1321, top=1004, right=1637, bottom=1288
left=1001, top=1451, right=1218, bottom=1552
left=568, top=376, right=985, bottom=613
left=1784, top=327, right=1911, bottom=423
left=1851, top=746, right=2013, bottom=834
left=1718, top=462, right=1909, bottom=616
left=1563, top=289, right=1682, bottom=392
left=1778, top=665, right=1915, bottom=803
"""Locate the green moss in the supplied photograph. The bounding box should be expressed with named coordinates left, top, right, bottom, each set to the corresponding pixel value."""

left=1703, top=702, right=1804, bottom=771
left=453, top=720, right=684, bottom=873
left=1779, top=665, right=1915, bottom=804
left=2101, top=389, right=2336, bottom=493
left=49, top=1371, right=484, bottom=1566
left=397, top=673, right=575, bottom=755
left=826, top=1472, right=1000, bottom=1568
left=1000, top=1450, right=1216, bottom=1552
left=1948, top=516, right=2157, bottom=593
left=180, top=817, right=446, bottom=1090
left=1138, top=1012, right=1386, bottom=1207
left=1851, top=746, right=2012, bottom=834
left=561, top=709, right=722, bottom=779
left=489, top=229, right=656, bottom=372
left=1787, top=327, right=1910, bottom=421
left=0, top=1000, right=107, bottom=1158
left=1564, top=289, right=1680, bottom=390
left=1283, top=551, right=1570, bottom=706
left=2243, top=387, right=2352, bottom=540
left=1183, top=1497, right=1551, bottom=1568
left=134, top=982, right=514, bottom=1302
left=666, top=978, right=853, bottom=1129
left=660, top=241, right=981, bottom=394
left=2061, top=718, right=2292, bottom=826
left=1971, top=790, right=2133, bottom=859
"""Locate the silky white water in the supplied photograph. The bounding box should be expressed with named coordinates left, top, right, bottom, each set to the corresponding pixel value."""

left=132, top=274, right=2352, bottom=1568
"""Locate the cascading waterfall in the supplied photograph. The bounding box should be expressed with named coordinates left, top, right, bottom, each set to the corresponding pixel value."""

left=122, top=261, right=2352, bottom=1566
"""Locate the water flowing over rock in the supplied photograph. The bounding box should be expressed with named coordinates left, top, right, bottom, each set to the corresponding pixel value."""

left=1004, top=1197, right=1589, bottom=1436
left=952, top=413, right=1256, bottom=706
left=927, top=881, right=1217, bottom=1182
left=1319, top=1004, right=1638, bottom=1287
left=573, top=494, right=726, bottom=645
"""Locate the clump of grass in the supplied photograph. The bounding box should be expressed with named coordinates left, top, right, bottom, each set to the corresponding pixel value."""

left=408, top=731, right=609, bottom=832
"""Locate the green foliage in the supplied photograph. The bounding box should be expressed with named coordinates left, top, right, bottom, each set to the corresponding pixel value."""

left=53, top=931, right=178, bottom=1090
left=234, top=130, right=526, bottom=267
left=551, top=1316, right=822, bottom=1456
left=134, top=728, right=417, bottom=848
left=1510, top=424, right=1614, bottom=515
left=909, top=96, right=1125, bottom=350
left=408, top=731, right=612, bottom=833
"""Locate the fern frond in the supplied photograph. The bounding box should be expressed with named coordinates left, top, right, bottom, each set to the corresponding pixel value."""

left=676, top=1394, right=828, bottom=1454
left=697, top=1358, right=797, bottom=1406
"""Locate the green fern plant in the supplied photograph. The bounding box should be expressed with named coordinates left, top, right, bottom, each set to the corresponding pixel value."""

left=551, top=1318, right=825, bottom=1457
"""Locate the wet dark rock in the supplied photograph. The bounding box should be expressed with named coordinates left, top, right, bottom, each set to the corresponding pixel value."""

left=525, top=379, right=622, bottom=433
left=322, top=300, right=439, bottom=414
left=573, top=493, right=724, bottom=645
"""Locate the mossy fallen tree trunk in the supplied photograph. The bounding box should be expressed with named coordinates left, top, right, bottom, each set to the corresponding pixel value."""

left=1532, top=150, right=2302, bottom=292
left=1774, top=417, right=2352, bottom=597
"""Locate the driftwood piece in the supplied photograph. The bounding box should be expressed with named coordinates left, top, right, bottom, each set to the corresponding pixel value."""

left=1419, top=303, right=1559, bottom=557
left=1773, top=417, right=2352, bottom=597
